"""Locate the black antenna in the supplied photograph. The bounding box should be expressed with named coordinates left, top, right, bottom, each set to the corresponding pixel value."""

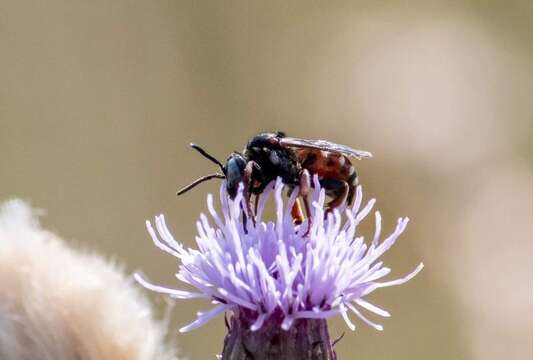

left=190, top=143, right=225, bottom=173
left=177, top=173, right=225, bottom=196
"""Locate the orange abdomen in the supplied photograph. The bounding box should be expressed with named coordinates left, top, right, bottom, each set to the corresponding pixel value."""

left=296, top=149, right=357, bottom=184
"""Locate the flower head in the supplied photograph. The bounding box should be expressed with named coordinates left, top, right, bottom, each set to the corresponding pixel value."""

left=136, top=177, right=423, bottom=333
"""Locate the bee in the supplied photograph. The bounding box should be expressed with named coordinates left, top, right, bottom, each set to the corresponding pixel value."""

left=177, top=132, right=372, bottom=225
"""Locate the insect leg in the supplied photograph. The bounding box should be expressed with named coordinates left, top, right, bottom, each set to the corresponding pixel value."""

left=346, top=184, right=356, bottom=206
left=250, top=161, right=265, bottom=217
left=243, top=161, right=256, bottom=225
left=298, top=169, right=312, bottom=236
left=300, top=196, right=312, bottom=237
left=243, top=160, right=263, bottom=225
left=290, top=198, right=305, bottom=225
left=299, top=169, right=311, bottom=197
left=240, top=202, right=249, bottom=233
left=254, top=193, right=260, bottom=216
left=319, top=178, right=349, bottom=214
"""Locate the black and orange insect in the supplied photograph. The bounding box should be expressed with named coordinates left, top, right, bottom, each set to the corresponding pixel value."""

left=177, top=132, right=372, bottom=224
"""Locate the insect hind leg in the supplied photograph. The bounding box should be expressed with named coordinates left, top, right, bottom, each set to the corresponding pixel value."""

left=319, top=178, right=349, bottom=214
left=346, top=184, right=356, bottom=206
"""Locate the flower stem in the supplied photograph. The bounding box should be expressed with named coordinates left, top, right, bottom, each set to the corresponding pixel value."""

left=221, top=309, right=337, bottom=360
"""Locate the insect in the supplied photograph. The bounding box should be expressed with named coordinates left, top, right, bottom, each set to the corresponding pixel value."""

left=177, top=132, right=372, bottom=225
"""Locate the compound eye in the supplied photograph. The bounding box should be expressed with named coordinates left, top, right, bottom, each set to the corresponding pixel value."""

left=226, top=157, right=245, bottom=198
left=227, top=158, right=244, bottom=180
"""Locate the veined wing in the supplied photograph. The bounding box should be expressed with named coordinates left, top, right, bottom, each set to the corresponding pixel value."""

left=279, top=137, right=373, bottom=159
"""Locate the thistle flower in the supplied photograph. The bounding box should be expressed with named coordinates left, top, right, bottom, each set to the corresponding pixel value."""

left=136, top=176, right=423, bottom=343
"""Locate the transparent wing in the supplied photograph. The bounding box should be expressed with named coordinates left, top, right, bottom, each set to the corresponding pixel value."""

left=279, top=137, right=373, bottom=159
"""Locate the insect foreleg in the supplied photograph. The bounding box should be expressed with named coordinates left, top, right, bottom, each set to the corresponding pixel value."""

left=251, top=162, right=265, bottom=216
left=243, top=160, right=262, bottom=225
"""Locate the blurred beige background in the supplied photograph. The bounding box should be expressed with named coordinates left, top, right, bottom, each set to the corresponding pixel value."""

left=1, top=1, right=532, bottom=359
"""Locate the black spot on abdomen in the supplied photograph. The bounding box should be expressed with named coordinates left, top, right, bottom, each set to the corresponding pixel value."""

left=302, top=152, right=317, bottom=167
